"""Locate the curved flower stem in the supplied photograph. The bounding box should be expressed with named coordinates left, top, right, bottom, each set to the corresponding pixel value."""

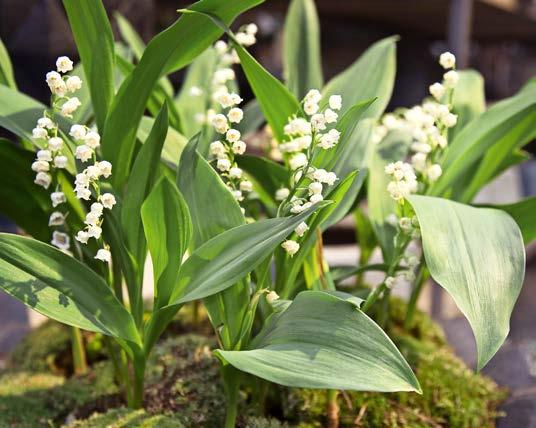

left=70, top=326, right=88, bottom=375
left=327, top=389, right=340, bottom=428
left=404, top=257, right=428, bottom=329
left=221, top=364, right=241, bottom=428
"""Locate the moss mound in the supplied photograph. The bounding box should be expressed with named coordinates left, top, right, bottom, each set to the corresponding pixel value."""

left=0, top=362, right=118, bottom=427
left=0, top=301, right=506, bottom=427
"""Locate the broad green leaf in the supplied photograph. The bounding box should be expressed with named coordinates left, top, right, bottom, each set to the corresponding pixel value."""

left=0, top=234, right=140, bottom=346
left=63, top=0, right=115, bottom=132
left=283, top=0, right=323, bottom=99
left=408, top=195, right=525, bottom=369
left=478, top=196, right=536, bottom=245
left=171, top=204, right=325, bottom=305
left=448, top=69, right=485, bottom=140
left=234, top=43, right=301, bottom=142
left=217, top=291, right=420, bottom=392
left=0, top=140, right=49, bottom=241
left=142, top=177, right=192, bottom=308
left=367, top=130, right=412, bottom=260
left=0, top=37, right=17, bottom=89
left=174, top=48, right=218, bottom=138
left=102, top=0, right=263, bottom=189
left=0, top=85, right=45, bottom=140
left=322, top=36, right=397, bottom=118
left=115, top=12, right=174, bottom=97
left=123, top=105, right=169, bottom=263
left=460, top=108, right=536, bottom=203
left=429, top=83, right=536, bottom=198
left=177, top=136, right=245, bottom=247
left=177, top=135, right=247, bottom=347
left=137, top=116, right=187, bottom=166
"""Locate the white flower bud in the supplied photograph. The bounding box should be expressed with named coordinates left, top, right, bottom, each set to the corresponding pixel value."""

left=51, top=231, right=70, bottom=250
left=246, top=23, right=258, bottom=35
left=281, top=239, right=300, bottom=256
left=31, top=160, right=49, bottom=172
left=227, top=107, right=244, bottom=124
left=37, top=117, right=54, bottom=129
left=212, top=114, right=229, bottom=134
left=32, top=127, right=48, bottom=140
left=60, top=97, right=81, bottom=117
left=95, top=248, right=111, bottom=263
left=34, top=172, right=51, bottom=189
left=48, top=211, right=65, bottom=226
left=45, top=71, right=62, bottom=87
left=324, top=108, right=338, bottom=124
left=240, top=180, right=253, bottom=192
left=51, top=191, right=66, bottom=207
left=385, top=276, right=396, bottom=289
left=226, top=129, right=241, bottom=143
left=439, top=52, right=456, bottom=69
left=229, top=167, right=243, bottom=179
left=217, top=158, right=231, bottom=172
left=427, top=164, right=443, bottom=181
left=308, top=181, right=323, bottom=195
left=48, top=137, right=63, bottom=151
left=235, top=31, right=256, bottom=46
left=429, top=82, right=445, bottom=101
left=231, top=189, right=243, bottom=201
left=69, top=124, right=87, bottom=140
left=189, top=86, right=203, bottom=96
left=329, top=95, right=342, bottom=110
left=294, top=221, right=309, bottom=237
left=66, top=75, right=82, bottom=92
left=75, top=145, right=93, bottom=162
left=310, top=193, right=323, bottom=204
left=84, top=131, right=100, bottom=149
left=305, top=89, right=321, bottom=104
left=323, top=171, right=337, bottom=186
left=91, top=202, right=104, bottom=214
left=214, top=40, right=228, bottom=54
left=56, top=56, right=73, bottom=73
left=289, top=153, right=308, bottom=170
left=266, top=290, right=279, bottom=303
left=85, top=211, right=101, bottom=226
left=275, top=187, right=290, bottom=201
left=399, top=217, right=412, bottom=231
left=304, top=101, right=319, bottom=116
left=100, top=193, right=116, bottom=209
left=232, top=140, right=246, bottom=155
left=443, top=70, right=459, bottom=88
left=210, top=141, right=226, bottom=157
left=75, top=230, right=90, bottom=244
left=75, top=186, right=91, bottom=200
left=87, top=225, right=102, bottom=239
left=442, top=113, right=457, bottom=128
left=54, top=155, right=67, bottom=170
left=311, top=114, right=326, bottom=131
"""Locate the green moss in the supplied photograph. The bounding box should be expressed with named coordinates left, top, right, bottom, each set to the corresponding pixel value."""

left=65, top=408, right=185, bottom=428
left=282, top=301, right=507, bottom=428
left=0, top=362, right=118, bottom=427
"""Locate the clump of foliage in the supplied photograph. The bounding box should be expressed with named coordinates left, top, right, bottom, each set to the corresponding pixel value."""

left=66, top=408, right=185, bottom=428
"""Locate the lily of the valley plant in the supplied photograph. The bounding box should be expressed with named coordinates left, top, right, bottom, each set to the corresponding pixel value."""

left=0, top=0, right=533, bottom=427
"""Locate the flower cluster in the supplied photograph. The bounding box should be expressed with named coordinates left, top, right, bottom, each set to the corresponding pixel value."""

left=31, top=56, right=114, bottom=262
left=373, top=52, right=459, bottom=201
left=191, top=23, right=258, bottom=126
left=277, top=90, right=343, bottom=256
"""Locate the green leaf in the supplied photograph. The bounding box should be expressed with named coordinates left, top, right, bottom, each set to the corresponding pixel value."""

left=177, top=135, right=245, bottom=247
left=234, top=43, right=301, bottom=142
left=142, top=177, right=192, bottom=308
left=367, top=130, right=412, bottom=260
left=63, top=0, right=115, bottom=132
left=0, top=233, right=140, bottom=346
left=429, top=83, right=536, bottom=199
left=0, top=140, right=49, bottom=241
left=448, top=69, right=485, bottom=140
left=322, top=36, right=397, bottom=118
left=171, top=204, right=325, bottom=305
left=136, top=116, right=188, bottom=167
left=102, top=0, right=264, bottom=189
left=123, top=104, right=169, bottom=263
left=283, top=0, right=323, bottom=99
left=216, top=290, right=420, bottom=392
left=174, top=48, right=219, bottom=138
left=0, top=85, right=45, bottom=140
left=0, top=37, right=17, bottom=89
left=478, top=196, right=536, bottom=245
left=408, top=195, right=525, bottom=369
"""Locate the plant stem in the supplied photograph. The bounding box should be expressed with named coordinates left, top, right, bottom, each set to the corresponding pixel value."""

left=221, top=364, right=241, bottom=428
left=404, top=260, right=428, bottom=329
left=327, top=389, right=340, bottom=428
left=70, top=327, right=88, bottom=375
left=130, top=356, right=146, bottom=409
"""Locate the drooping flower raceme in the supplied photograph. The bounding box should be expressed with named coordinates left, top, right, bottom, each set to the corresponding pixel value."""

left=31, top=56, right=114, bottom=262
left=275, top=90, right=343, bottom=256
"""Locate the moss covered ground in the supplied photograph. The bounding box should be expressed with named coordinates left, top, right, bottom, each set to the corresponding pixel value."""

left=0, top=301, right=506, bottom=427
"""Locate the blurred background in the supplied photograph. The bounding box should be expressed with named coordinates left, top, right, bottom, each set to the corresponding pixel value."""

left=0, top=0, right=535, bottom=424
